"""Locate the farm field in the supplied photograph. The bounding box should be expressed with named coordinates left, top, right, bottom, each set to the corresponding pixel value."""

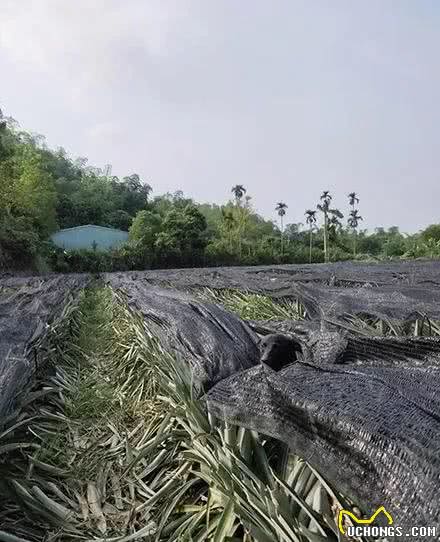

left=1, top=261, right=440, bottom=541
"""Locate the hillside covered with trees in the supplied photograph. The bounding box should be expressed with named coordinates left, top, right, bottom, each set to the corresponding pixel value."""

left=1, top=110, right=440, bottom=273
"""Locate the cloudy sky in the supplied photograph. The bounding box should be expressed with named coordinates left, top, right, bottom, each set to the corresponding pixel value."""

left=1, top=1, right=439, bottom=232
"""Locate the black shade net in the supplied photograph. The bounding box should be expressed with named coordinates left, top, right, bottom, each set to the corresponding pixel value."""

left=0, top=274, right=90, bottom=422
left=3, top=261, right=440, bottom=534
left=105, top=274, right=259, bottom=390
left=206, top=362, right=440, bottom=528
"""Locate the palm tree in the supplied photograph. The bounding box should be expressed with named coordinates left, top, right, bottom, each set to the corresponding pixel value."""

left=231, top=185, right=246, bottom=205
left=275, top=202, right=288, bottom=255
left=321, top=190, right=332, bottom=203
left=348, top=192, right=359, bottom=209
left=317, top=191, right=332, bottom=263
left=317, top=191, right=344, bottom=262
left=348, top=209, right=363, bottom=257
left=305, top=209, right=317, bottom=264
left=347, top=209, right=362, bottom=229
left=317, top=193, right=332, bottom=252
left=228, top=186, right=246, bottom=256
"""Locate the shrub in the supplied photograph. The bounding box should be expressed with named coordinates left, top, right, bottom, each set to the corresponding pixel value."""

left=421, top=224, right=440, bottom=243
left=0, top=215, right=41, bottom=270
left=49, top=247, right=111, bottom=273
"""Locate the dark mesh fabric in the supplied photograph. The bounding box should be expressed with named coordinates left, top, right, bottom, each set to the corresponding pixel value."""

left=108, top=262, right=440, bottom=323
left=247, top=320, right=440, bottom=367
left=107, top=259, right=440, bottom=293
left=0, top=274, right=90, bottom=422
left=343, top=335, right=440, bottom=367
left=105, top=275, right=259, bottom=389
left=3, top=262, right=440, bottom=531
left=290, top=283, right=440, bottom=321
left=206, top=362, right=440, bottom=528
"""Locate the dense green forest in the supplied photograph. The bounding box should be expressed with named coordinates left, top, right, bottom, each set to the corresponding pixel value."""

left=1, top=109, right=440, bottom=273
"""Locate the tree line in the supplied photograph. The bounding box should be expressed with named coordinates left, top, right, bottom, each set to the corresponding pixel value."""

left=1, top=110, right=440, bottom=273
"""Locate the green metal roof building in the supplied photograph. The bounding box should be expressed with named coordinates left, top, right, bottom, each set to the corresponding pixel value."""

left=50, top=225, right=129, bottom=251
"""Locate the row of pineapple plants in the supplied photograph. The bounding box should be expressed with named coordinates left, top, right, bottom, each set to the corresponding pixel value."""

left=1, top=284, right=365, bottom=541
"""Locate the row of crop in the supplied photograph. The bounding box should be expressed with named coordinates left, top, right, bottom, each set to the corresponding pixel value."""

left=0, top=284, right=362, bottom=541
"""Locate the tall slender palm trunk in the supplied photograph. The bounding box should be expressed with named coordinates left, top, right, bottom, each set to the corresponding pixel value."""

left=353, top=229, right=357, bottom=258
left=280, top=215, right=284, bottom=256
left=323, top=212, right=329, bottom=263
left=309, top=228, right=313, bottom=264
left=351, top=201, right=356, bottom=258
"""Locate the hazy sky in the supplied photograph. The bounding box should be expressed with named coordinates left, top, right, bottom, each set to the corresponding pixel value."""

left=1, top=1, right=439, bottom=232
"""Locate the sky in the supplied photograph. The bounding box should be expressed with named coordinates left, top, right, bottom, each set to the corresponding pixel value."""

left=1, top=0, right=439, bottom=233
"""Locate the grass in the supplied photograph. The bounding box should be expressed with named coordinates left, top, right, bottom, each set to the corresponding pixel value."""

left=0, top=283, right=362, bottom=541
left=198, top=288, right=302, bottom=321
